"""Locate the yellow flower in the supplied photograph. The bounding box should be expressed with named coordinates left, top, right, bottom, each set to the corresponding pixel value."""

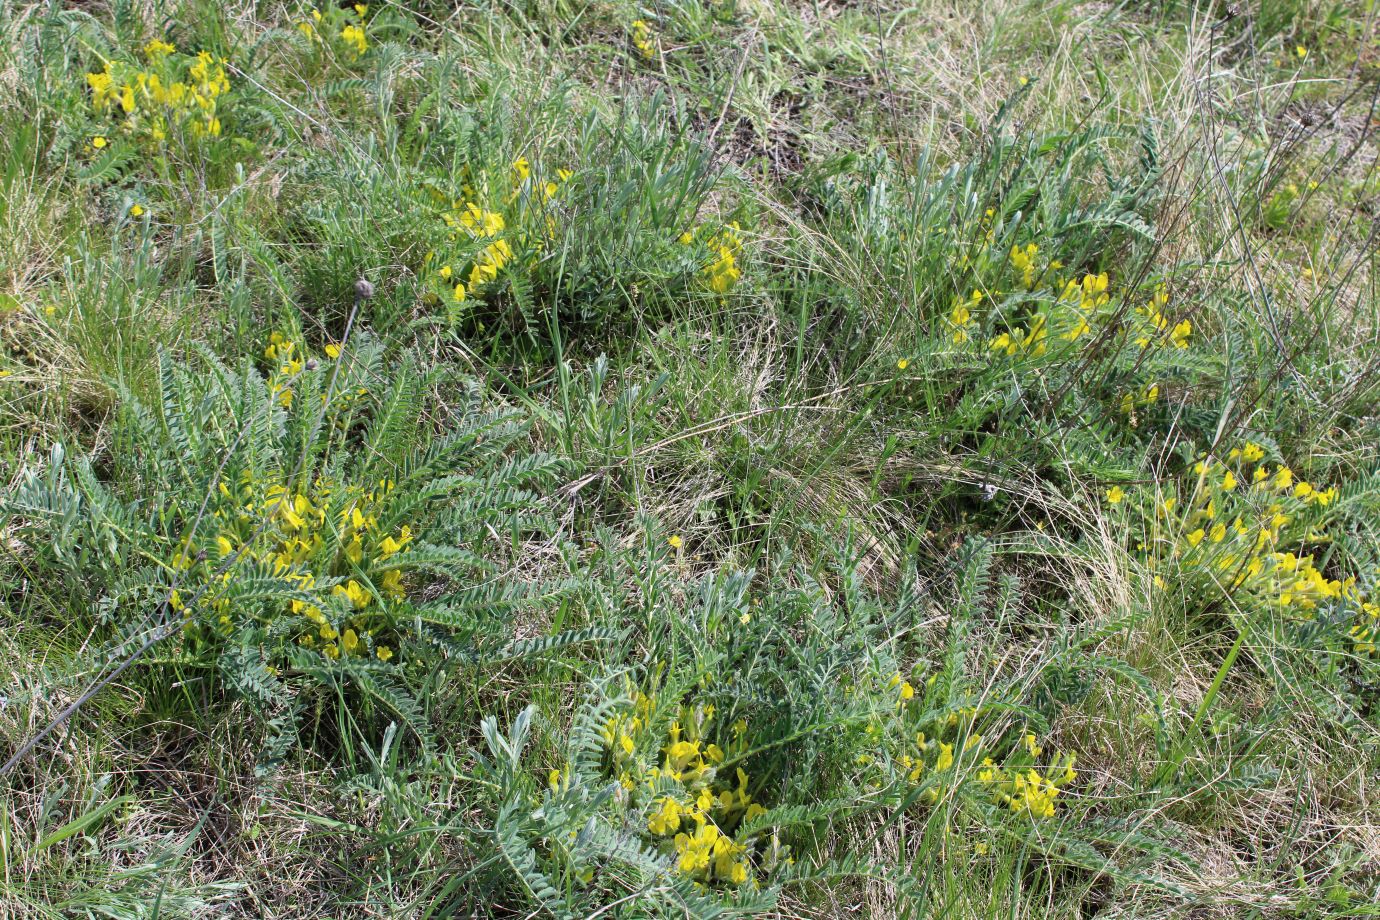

left=332, top=579, right=371, bottom=609
left=380, top=569, right=404, bottom=600
left=91, top=135, right=107, bottom=149
left=130, top=204, right=145, bottom=218
left=376, top=646, right=393, bottom=662
left=648, top=796, right=682, bottom=835
left=144, top=39, right=176, bottom=60
left=897, top=358, right=909, bottom=370
left=341, top=24, right=368, bottom=58
left=935, top=742, right=954, bottom=771
left=1009, top=243, right=1038, bottom=288
left=668, top=535, right=683, bottom=549
left=1186, top=528, right=1205, bottom=548
left=1105, top=485, right=1124, bottom=505
left=324, top=343, right=341, bottom=359
left=1169, top=319, right=1191, bottom=348
left=87, top=71, right=114, bottom=107
left=631, top=19, right=658, bottom=59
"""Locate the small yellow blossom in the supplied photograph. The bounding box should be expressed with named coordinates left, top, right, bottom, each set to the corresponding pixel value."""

left=341, top=24, right=368, bottom=58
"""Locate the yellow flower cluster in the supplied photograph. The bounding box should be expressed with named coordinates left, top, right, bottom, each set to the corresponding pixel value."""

left=424, top=161, right=573, bottom=313
left=947, top=289, right=982, bottom=344
left=680, top=222, right=744, bottom=294
left=298, top=5, right=370, bottom=60
left=990, top=313, right=1049, bottom=358
left=264, top=332, right=367, bottom=412
left=983, top=266, right=1102, bottom=357
left=86, top=42, right=230, bottom=144
left=202, top=455, right=408, bottom=663
left=298, top=491, right=408, bottom=663
left=1350, top=599, right=1380, bottom=655
left=883, top=674, right=1077, bottom=820
left=631, top=20, right=658, bottom=60
left=264, top=331, right=304, bottom=407
left=592, top=687, right=783, bottom=887
left=1125, top=441, right=1377, bottom=654
left=983, top=754, right=1077, bottom=819
left=171, top=334, right=412, bottom=663
left=1059, top=270, right=1109, bottom=312
left=1009, top=243, right=1041, bottom=289
left=1052, top=270, right=1103, bottom=344
left=1133, top=285, right=1191, bottom=349
left=966, top=264, right=1192, bottom=379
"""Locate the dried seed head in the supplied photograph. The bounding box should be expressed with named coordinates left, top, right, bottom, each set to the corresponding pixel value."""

left=305, top=359, right=319, bottom=371
left=354, top=277, right=375, bottom=300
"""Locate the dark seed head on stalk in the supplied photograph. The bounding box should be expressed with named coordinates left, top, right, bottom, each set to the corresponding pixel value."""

left=354, top=277, right=375, bottom=301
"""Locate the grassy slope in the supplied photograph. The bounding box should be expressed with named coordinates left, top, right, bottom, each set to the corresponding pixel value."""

left=1, top=0, right=1379, bottom=917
